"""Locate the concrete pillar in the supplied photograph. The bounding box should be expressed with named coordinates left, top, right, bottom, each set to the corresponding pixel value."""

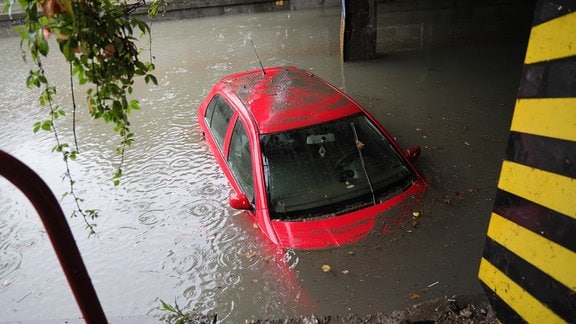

left=340, top=0, right=377, bottom=61
left=478, top=1, right=576, bottom=323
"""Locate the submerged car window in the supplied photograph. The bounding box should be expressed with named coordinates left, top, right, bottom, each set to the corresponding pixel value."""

left=261, top=114, right=415, bottom=221
left=205, top=95, right=234, bottom=148
left=228, top=119, right=254, bottom=203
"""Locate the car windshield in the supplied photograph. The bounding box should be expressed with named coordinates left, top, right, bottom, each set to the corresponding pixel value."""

left=261, top=113, right=416, bottom=221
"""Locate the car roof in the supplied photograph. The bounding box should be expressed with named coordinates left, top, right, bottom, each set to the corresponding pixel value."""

left=218, top=66, right=363, bottom=134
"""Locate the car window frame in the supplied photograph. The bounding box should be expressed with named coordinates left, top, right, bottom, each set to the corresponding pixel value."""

left=204, top=92, right=258, bottom=209
left=227, top=117, right=255, bottom=204
left=204, top=94, right=235, bottom=150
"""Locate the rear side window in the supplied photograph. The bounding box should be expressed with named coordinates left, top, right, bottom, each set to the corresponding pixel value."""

left=205, top=95, right=234, bottom=148
left=228, top=120, right=254, bottom=202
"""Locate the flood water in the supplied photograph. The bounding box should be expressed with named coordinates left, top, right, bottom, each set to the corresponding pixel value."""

left=0, top=7, right=527, bottom=322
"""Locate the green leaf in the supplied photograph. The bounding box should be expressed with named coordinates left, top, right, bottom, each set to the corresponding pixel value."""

left=85, top=209, right=100, bottom=220
left=59, top=39, right=75, bottom=61
left=144, top=74, right=158, bottom=85
left=128, top=99, right=140, bottom=112
left=41, top=120, right=52, bottom=131
left=36, top=32, right=49, bottom=56
left=33, top=121, right=42, bottom=133
left=113, top=169, right=122, bottom=186
left=160, top=300, right=177, bottom=313
left=26, top=72, right=41, bottom=88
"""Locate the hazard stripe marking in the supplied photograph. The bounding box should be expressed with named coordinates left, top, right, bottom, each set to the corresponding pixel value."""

left=498, top=160, right=576, bottom=219
left=506, top=132, right=576, bottom=179
left=510, top=98, right=576, bottom=142
left=519, top=58, right=576, bottom=98
left=480, top=281, right=525, bottom=322
left=480, top=280, right=526, bottom=324
left=487, top=212, right=576, bottom=291
left=481, top=5, right=576, bottom=324
left=483, top=238, right=576, bottom=321
left=478, top=258, right=565, bottom=323
left=525, top=11, right=576, bottom=64
left=493, top=189, right=576, bottom=252
left=533, top=1, right=576, bottom=25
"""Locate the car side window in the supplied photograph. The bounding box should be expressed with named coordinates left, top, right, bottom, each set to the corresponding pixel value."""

left=228, top=119, right=254, bottom=203
left=205, top=95, right=233, bottom=148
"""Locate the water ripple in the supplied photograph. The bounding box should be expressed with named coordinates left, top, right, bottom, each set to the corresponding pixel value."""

left=0, top=8, right=345, bottom=320
left=137, top=209, right=166, bottom=226
left=98, top=226, right=141, bottom=250
left=195, top=182, right=227, bottom=196
left=184, top=198, right=226, bottom=220
left=0, top=250, right=22, bottom=291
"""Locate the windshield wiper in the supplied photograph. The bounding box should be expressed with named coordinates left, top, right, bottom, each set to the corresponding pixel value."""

left=350, top=122, right=377, bottom=205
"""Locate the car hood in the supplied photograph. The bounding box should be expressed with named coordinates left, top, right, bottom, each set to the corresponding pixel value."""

left=269, top=179, right=426, bottom=249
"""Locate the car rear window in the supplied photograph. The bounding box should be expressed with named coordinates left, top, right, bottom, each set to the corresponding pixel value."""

left=205, top=95, right=234, bottom=148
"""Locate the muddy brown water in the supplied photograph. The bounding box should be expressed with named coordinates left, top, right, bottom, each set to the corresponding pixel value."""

left=0, top=7, right=526, bottom=322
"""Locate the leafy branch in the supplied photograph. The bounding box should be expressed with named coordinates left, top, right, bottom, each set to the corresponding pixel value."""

left=4, top=0, right=159, bottom=231
left=27, top=57, right=100, bottom=234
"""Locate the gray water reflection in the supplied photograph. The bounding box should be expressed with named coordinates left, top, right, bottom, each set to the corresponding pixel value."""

left=0, top=6, right=524, bottom=322
left=0, top=8, right=342, bottom=322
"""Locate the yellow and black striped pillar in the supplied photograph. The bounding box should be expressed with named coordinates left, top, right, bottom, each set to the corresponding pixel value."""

left=478, top=1, right=576, bottom=323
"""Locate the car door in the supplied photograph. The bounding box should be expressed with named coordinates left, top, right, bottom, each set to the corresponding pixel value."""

left=203, top=93, right=256, bottom=205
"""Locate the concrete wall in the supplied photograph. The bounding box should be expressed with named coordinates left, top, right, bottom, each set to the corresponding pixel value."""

left=289, top=0, right=340, bottom=10
left=145, top=0, right=535, bottom=51
left=376, top=0, right=536, bottom=52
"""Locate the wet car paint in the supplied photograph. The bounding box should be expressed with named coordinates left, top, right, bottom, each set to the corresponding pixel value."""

left=198, top=66, right=427, bottom=249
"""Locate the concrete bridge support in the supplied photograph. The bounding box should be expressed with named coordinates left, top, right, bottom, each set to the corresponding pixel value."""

left=340, top=0, right=377, bottom=61
left=478, top=1, right=576, bottom=322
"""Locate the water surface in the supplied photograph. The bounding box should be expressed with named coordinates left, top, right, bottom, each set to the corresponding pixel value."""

left=0, top=7, right=525, bottom=322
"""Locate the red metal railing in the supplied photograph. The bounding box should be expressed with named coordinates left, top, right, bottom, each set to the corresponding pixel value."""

left=0, top=150, right=107, bottom=323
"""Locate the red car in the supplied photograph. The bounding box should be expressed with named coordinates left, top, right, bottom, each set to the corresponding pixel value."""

left=198, top=66, right=426, bottom=249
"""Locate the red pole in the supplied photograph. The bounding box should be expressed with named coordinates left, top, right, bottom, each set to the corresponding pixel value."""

left=0, top=150, right=107, bottom=323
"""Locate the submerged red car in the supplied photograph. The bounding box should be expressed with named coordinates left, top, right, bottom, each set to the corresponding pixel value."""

left=198, top=66, right=426, bottom=249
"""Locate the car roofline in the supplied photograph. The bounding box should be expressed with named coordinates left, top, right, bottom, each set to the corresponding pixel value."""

left=216, top=66, right=363, bottom=134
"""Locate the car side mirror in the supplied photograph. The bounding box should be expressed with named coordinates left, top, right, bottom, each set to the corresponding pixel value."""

left=229, top=191, right=251, bottom=210
left=406, top=146, right=421, bottom=161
